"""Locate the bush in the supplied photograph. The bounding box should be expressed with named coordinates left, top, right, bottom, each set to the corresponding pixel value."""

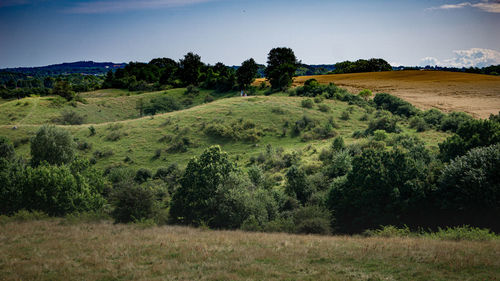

left=425, top=225, right=498, bottom=241
left=285, top=165, right=312, bottom=205
left=323, top=149, right=352, bottom=178
left=409, top=116, right=428, bottom=132
left=436, top=144, right=500, bottom=230
left=358, top=89, right=372, bottom=101
left=88, top=126, right=96, bottom=136
left=317, top=104, right=330, bottom=112
left=0, top=136, right=15, bottom=160
left=340, top=111, right=350, bottom=120
left=422, top=109, right=445, bottom=127
left=373, top=93, right=419, bottom=117
left=440, top=111, right=472, bottom=132
left=366, top=113, right=399, bottom=134
left=111, top=182, right=155, bottom=223
left=31, top=125, right=75, bottom=166
left=143, top=96, right=181, bottom=115
left=135, top=168, right=153, bottom=183
left=373, top=130, right=387, bottom=141
left=301, top=99, right=314, bottom=108
left=364, top=225, right=411, bottom=238
left=293, top=206, right=332, bottom=235
left=56, top=110, right=85, bottom=125
left=105, top=131, right=121, bottom=141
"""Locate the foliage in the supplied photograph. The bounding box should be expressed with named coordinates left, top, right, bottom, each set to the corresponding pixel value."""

left=0, top=136, right=15, bottom=160
left=135, top=168, right=153, bottom=183
left=436, top=144, right=500, bottom=230
left=373, top=93, right=419, bottom=117
left=440, top=111, right=472, bottom=132
left=143, top=95, right=181, bottom=115
left=179, top=52, right=204, bottom=86
left=111, top=182, right=155, bottom=223
left=293, top=205, right=332, bottom=235
left=236, top=58, right=259, bottom=89
left=333, top=58, right=392, bottom=74
left=30, top=125, right=75, bottom=166
left=358, top=89, right=372, bottom=101
left=439, top=118, right=500, bottom=161
left=170, top=146, right=236, bottom=225
left=52, top=80, right=76, bottom=101
left=301, top=99, right=314, bottom=108
left=365, top=112, right=400, bottom=134
left=265, top=47, right=299, bottom=90
left=285, top=165, right=312, bottom=205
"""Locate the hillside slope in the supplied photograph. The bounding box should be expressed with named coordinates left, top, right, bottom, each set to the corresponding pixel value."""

left=0, top=95, right=449, bottom=170
left=256, top=70, right=500, bottom=118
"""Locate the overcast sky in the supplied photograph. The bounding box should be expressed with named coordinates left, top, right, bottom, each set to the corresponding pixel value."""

left=0, top=0, right=499, bottom=68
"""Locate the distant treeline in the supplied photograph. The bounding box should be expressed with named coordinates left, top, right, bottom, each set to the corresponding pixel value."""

left=397, top=64, right=500, bottom=75
left=1, top=61, right=125, bottom=77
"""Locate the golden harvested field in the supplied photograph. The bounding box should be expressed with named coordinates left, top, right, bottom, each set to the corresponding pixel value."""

left=1, top=220, right=499, bottom=281
left=255, top=70, right=500, bottom=118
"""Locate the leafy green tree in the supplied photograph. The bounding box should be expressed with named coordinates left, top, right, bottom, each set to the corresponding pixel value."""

left=285, top=165, right=311, bottom=205
left=179, top=52, right=204, bottom=86
left=436, top=144, right=500, bottom=230
left=439, top=118, right=500, bottom=161
left=236, top=58, right=259, bottom=90
left=52, top=80, right=76, bottom=101
left=30, top=125, right=75, bottom=166
left=111, top=182, right=155, bottom=223
left=0, top=136, right=15, bottom=160
left=170, top=146, right=236, bottom=225
left=265, top=47, right=299, bottom=90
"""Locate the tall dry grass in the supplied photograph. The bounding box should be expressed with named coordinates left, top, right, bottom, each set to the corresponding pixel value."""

left=1, top=220, right=499, bottom=280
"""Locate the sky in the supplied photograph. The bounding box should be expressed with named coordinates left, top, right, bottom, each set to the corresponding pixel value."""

left=0, top=0, right=499, bottom=68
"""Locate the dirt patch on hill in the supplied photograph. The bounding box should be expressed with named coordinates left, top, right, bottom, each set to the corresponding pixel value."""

left=255, top=70, right=500, bottom=118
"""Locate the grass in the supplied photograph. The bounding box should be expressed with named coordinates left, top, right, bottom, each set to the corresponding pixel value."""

left=0, top=95, right=450, bottom=170
left=0, top=219, right=498, bottom=281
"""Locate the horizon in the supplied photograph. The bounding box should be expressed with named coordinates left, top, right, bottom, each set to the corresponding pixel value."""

left=1, top=0, right=499, bottom=68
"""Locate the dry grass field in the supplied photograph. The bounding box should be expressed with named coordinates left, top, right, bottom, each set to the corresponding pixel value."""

left=1, top=220, right=499, bottom=281
left=255, top=70, right=500, bottom=118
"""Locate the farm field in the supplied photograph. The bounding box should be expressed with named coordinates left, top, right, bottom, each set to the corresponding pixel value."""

left=256, top=70, right=500, bottom=118
left=1, top=219, right=498, bottom=281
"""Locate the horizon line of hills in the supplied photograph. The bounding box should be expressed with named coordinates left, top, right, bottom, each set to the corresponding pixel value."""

left=2, top=60, right=499, bottom=78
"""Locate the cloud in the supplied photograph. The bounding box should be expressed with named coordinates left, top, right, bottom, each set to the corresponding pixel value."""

left=419, top=48, right=500, bottom=67
left=428, top=0, right=500, bottom=13
left=63, top=0, right=218, bottom=14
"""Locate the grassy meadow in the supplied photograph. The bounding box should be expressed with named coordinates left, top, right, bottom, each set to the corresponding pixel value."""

left=1, top=218, right=499, bottom=281
left=0, top=88, right=449, bottom=171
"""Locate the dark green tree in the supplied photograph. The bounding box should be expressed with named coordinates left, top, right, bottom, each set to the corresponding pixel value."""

left=52, top=80, right=75, bottom=101
left=170, top=146, right=236, bottom=225
left=236, top=58, right=259, bottom=90
left=285, top=165, right=311, bottom=205
left=265, top=47, right=299, bottom=90
left=179, top=52, right=204, bottom=86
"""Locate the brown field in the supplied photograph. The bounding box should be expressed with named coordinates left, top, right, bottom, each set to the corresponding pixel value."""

left=255, top=70, right=500, bottom=118
left=1, top=220, right=499, bottom=281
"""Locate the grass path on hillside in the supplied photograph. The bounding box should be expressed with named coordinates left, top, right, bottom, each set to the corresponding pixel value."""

left=17, top=97, right=39, bottom=125
left=1, top=220, right=498, bottom=281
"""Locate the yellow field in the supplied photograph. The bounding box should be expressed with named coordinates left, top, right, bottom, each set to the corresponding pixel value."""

left=255, top=70, right=500, bottom=118
left=1, top=220, right=499, bottom=281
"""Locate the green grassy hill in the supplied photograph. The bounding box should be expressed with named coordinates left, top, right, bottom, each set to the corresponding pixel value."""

left=0, top=90, right=449, bottom=172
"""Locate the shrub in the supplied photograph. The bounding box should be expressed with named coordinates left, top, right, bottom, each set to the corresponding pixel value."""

left=317, top=104, right=330, bottom=112
left=144, top=96, right=181, bottom=115
left=293, top=206, right=332, bottom=235
left=111, top=182, right=155, bottom=223
left=331, top=136, right=345, bottom=151
left=366, top=113, right=399, bottom=134
left=135, top=168, right=153, bottom=183
left=106, top=131, right=121, bottom=141
left=56, top=110, right=85, bottom=125
left=373, top=130, right=387, bottom=141
left=185, top=85, right=200, bottom=95
left=271, top=107, right=286, bottom=114
left=425, top=225, right=498, bottom=241
left=358, top=89, right=372, bottom=101
left=340, top=111, right=350, bottom=120
left=439, top=119, right=500, bottom=161
left=285, top=165, right=312, bottom=205
left=373, top=93, right=419, bottom=117
left=88, top=126, right=96, bottom=136
left=76, top=140, right=92, bottom=151
left=422, top=109, right=445, bottom=127
left=0, top=136, right=15, bottom=160
left=93, top=149, right=113, bottom=159
left=247, top=165, right=264, bottom=187
left=31, top=125, right=75, bottom=166
left=436, top=144, right=500, bottom=230
left=409, top=116, right=428, bottom=132
left=440, top=111, right=472, bottom=132
left=301, top=99, right=314, bottom=108
left=204, top=94, right=214, bottom=103
left=364, top=225, right=411, bottom=238
left=324, top=149, right=352, bottom=178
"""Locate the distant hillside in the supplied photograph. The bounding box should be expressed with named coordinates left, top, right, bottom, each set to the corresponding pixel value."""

left=1, top=61, right=126, bottom=77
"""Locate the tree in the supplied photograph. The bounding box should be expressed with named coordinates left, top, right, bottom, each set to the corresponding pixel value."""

left=52, top=80, right=76, bottom=101
left=237, top=58, right=259, bottom=90
left=179, top=52, right=204, bottom=86
left=265, top=47, right=299, bottom=90
left=170, top=146, right=236, bottom=225
left=0, top=136, right=15, bottom=160
left=30, top=125, right=75, bottom=166
left=285, top=165, right=311, bottom=205
left=358, top=89, right=372, bottom=101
